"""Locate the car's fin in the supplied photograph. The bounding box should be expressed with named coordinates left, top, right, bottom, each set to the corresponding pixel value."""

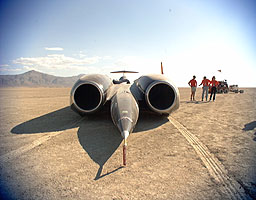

left=161, top=62, right=164, bottom=74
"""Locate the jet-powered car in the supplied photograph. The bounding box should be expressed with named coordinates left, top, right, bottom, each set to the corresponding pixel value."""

left=70, top=63, right=180, bottom=166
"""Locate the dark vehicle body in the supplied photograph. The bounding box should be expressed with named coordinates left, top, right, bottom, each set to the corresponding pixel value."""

left=70, top=72, right=180, bottom=165
left=209, top=80, right=229, bottom=94
left=217, top=80, right=229, bottom=93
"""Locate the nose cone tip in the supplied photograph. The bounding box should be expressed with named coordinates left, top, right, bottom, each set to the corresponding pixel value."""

left=121, top=131, right=130, bottom=139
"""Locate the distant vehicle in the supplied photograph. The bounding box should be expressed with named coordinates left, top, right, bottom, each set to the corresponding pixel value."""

left=209, top=80, right=229, bottom=94
left=217, top=80, right=229, bottom=93
left=229, top=85, right=244, bottom=93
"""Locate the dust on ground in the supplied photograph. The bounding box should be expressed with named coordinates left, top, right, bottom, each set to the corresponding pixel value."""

left=0, top=87, right=255, bottom=200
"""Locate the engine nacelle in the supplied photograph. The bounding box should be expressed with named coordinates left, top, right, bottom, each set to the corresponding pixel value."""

left=70, top=74, right=112, bottom=115
left=136, top=74, right=180, bottom=114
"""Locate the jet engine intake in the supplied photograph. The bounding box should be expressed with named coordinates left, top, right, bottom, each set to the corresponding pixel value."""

left=70, top=74, right=112, bottom=114
left=136, top=75, right=180, bottom=114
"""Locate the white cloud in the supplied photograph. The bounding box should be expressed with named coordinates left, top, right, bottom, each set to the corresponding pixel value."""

left=0, top=67, right=22, bottom=72
left=78, top=53, right=87, bottom=58
left=44, top=47, right=64, bottom=51
left=103, top=56, right=112, bottom=60
left=13, top=54, right=101, bottom=71
left=78, top=51, right=86, bottom=58
left=0, top=64, right=10, bottom=67
left=0, top=64, right=21, bottom=72
left=9, top=51, right=255, bottom=86
left=73, top=53, right=87, bottom=58
left=23, top=66, right=42, bottom=72
left=73, top=51, right=93, bottom=58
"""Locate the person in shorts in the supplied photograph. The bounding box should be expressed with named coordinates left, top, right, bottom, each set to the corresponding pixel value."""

left=188, top=75, right=197, bottom=101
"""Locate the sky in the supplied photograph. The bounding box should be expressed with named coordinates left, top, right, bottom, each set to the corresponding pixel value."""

left=0, top=0, right=255, bottom=87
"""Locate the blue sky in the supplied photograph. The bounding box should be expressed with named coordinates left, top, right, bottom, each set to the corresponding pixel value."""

left=0, top=0, right=255, bottom=86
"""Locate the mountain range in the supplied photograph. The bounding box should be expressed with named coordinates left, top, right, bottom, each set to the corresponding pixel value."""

left=0, top=70, right=84, bottom=87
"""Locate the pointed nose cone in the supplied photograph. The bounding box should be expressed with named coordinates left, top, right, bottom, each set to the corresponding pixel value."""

left=110, top=89, right=139, bottom=140
left=118, top=117, right=133, bottom=139
left=121, top=130, right=129, bottom=139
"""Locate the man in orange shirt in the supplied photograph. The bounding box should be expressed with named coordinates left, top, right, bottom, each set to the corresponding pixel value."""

left=199, top=76, right=210, bottom=101
left=188, top=75, right=197, bottom=101
left=209, top=76, right=219, bottom=101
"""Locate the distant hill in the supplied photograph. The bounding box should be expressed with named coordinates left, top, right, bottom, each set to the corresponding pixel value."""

left=0, top=70, right=84, bottom=87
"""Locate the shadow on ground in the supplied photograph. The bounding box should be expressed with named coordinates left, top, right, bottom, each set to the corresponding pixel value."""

left=181, top=100, right=210, bottom=104
left=242, top=121, right=256, bottom=141
left=134, top=111, right=169, bottom=132
left=11, top=106, right=80, bottom=134
left=11, top=107, right=169, bottom=179
left=76, top=112, right=123, bottom=180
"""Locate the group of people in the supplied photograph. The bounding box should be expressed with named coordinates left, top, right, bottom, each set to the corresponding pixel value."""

left=188, top=75, right=219, bottom=102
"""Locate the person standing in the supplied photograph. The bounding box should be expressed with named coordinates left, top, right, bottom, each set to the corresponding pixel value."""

left=188, top=75, right=197, bottom=101
left=209, top=76, right=219, bottom=101
left=199, top=76, right=210, bottom=101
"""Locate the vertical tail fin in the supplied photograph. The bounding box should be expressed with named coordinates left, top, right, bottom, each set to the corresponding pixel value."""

left=161, top=62, right=164, bottom=74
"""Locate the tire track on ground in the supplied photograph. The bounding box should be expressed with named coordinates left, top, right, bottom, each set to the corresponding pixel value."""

left=0, top=118, right=84, bottom=163
left=169, top=116, right=250, bottom=200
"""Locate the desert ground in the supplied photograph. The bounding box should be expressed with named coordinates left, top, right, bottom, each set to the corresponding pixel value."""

left=0, top=87, right=255, bottom=200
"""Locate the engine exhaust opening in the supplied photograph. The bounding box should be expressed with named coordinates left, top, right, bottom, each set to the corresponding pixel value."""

left=74, top=84, right=102, bottom=112
left=148, top=83, right=175, bottom=110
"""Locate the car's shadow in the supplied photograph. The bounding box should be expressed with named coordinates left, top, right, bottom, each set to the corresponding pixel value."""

left=181, top=100, right=210, bottom=104
left=11, top=107, right=81, bottom=134
left=11, top=106, right=169, bottom=180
